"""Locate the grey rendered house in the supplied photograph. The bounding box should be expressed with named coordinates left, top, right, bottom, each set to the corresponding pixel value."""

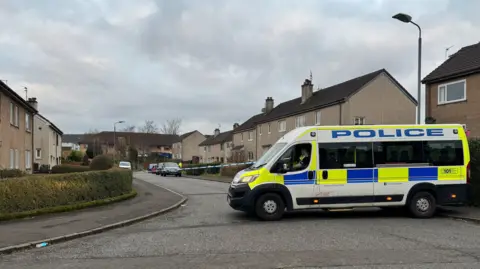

left=232, top=68, right=418, bottom=160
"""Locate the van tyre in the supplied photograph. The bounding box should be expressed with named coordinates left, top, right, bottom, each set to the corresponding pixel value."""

left=255, top=193, right=285, bottom=221
left=408, top=191, right=436, bottom=218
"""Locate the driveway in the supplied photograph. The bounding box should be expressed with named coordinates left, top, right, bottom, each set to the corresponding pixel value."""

left=2, top=172, right=480, bottom=268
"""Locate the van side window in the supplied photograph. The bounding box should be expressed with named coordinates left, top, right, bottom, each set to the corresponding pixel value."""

left=424, top=140, right=463, bottom=166
left=373, top=140, right=463, bottom=167
left=319, top=143, right=373, bottom=169
left=373, top=141, right=424, bottom=165
left=276, top=143, right=312, bottom=172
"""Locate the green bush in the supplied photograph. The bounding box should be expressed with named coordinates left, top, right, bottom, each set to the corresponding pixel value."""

left=0, top=168, right=133, bottom=214
left=183, top=162, right=222, bottom=175
left=220, top=164, right=251, bottom=177
left=0, top=169, right=25, bottom=179
left=90, top=155, right=114, bottom=171
left=51, top=164, right=90, bottom=174
left=469, top=138, right=480, bottom=206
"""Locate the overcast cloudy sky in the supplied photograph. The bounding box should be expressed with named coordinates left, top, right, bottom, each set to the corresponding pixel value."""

left=0, top=0, right=479, bottom=135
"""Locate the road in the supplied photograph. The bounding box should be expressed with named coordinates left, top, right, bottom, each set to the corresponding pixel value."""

left=2, top=172, right=480, bottom=269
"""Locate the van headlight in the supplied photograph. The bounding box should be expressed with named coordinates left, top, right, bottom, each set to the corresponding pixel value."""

left=238, top=175, right=259, bottom=184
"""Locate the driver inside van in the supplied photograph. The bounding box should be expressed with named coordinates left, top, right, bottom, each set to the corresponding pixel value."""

left=292, top=147, right=311, bottom=171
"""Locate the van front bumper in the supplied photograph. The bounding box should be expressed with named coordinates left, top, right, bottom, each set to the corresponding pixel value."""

left=227, top=184, right=253, bottom=212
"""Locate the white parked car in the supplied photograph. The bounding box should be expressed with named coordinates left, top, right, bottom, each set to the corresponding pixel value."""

left=119, top=161, right=132, bottom=170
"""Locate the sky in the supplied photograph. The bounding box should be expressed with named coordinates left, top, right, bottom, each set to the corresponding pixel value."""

left=0, top=0, right=479, bottom=136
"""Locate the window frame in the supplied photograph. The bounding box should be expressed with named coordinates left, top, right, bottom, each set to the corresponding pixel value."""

left=248, top=131, right=253, bottom=141
left=268, top=123, right=271, bottom=134
left=25, top=113, right=31, bottom=131
left=295, top=115, right=306, bottom=128
left=438, top=79, right=467, bottom=105
left=315, top=111, right=321, bottom=125
left=278, top=120, right=286, bottom=132
left=353, top=117, right=366, bottom=125
left=9, top=149, right=14, bottom=169
left=36, top=148, right=42, bottom=159
left=319, top=142, right=373, bottom=170
left=25, top=150, right=31, bottom=169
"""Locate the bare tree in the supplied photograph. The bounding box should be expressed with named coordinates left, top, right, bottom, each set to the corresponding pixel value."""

left=159, top=118, right=182, bottom=135
left=120, top=125, right=136, bottom=132
left=85, top=128, right=99, bottom=134
left=139, top=120, right=158, bottom=133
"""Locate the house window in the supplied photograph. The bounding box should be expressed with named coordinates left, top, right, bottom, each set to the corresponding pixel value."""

left=25, top=150, right=31, bottom=169
left=207, top=145, right=211, bottom=152
left=278, top=120, right=286, bottom=132
left=241, top=133, right=243, bottom=142
left=248, top=151, right=254, bottom=161
left=9, top=149, right=14, bottom=169
left=295, top=115, right=306, bottom=128
left=25, top=113, right=31, bottom=131
left=36, top=148, right=42, bottom=159
left=15, top=149, right=19, bottom=169
left=438, top=80, right=466, bottom=104
left=9, top=103, right=19, bottom=126
left=248, top=131, right=253, bottom=141
left=354, top=117, right=366, bottom=125
left=204, top=146, right=206, bottom=152
left=259, top=125, right=262, bottom=135
left=315, top=111, right=321, bottom=125
left=221, top=143, right=224, bottom=151
left=268, top=123, right=271, bottom=134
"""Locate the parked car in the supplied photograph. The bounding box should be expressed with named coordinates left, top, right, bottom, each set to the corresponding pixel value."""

left=158, top=162, right=182, bottom=177
left=118, top=161, right=132, bottom=170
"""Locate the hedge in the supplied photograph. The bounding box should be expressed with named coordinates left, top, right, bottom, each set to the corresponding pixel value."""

left=183, top=162, right=222, bottom=175
left=220, top=164, right=252, bottom=177
left=51, top=164, right=90, bottom=174
left=0, top=169, right=25, bottom=179
left=469, top=138, right=480, bottom=206
left=0, top=168, right=133, bottom=214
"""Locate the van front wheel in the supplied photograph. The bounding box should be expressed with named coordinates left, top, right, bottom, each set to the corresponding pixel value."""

left=255, top=193, right=285, bottom=221
left=408, top=191, right=436, bottom=218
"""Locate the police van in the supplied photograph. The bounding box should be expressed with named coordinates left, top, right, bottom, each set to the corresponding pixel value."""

left=227, top=124, right=471, bottom=221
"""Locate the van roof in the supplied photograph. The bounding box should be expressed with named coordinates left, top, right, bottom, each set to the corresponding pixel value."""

left=279, top=124, right=465, bottom=143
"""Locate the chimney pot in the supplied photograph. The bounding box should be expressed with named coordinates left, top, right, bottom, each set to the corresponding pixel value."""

left=27, top=97, right=38, bottom=110
left=264, top=97, right=274, bottom=114
left=301, top=79, right=313, bottom=104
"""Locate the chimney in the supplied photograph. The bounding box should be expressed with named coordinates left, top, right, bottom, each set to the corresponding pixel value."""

left=233, top=123, right=239, bottom=130
left=27, top=97, right=38, bottom=110
left=301, top=79, right=313, bottom=104
left=264, top=97, right=274, bottom=114
left=214, top=128, right=220, bottom=137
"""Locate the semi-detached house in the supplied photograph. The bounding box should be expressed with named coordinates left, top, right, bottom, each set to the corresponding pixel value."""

left=0, top=81, right=37, bottom=171
left=198, top=128, right=233, bottom=163
left=422, top=41, right=480, bottom=137
left=232, top=69, right=418, bottom=161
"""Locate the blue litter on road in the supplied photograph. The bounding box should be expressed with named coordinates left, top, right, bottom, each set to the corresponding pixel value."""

left=36, top=242, right=48, bottom=248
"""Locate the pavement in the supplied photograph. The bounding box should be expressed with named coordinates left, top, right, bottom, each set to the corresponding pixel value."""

left=2, top=172, right=480, bottom=268
left=0, top=177, right=185, bottom=252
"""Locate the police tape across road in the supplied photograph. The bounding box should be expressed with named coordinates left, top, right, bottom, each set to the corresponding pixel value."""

left=181, top=161, right=255, bottom=170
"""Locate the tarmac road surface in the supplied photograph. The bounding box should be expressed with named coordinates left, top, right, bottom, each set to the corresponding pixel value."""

left=2, top=172, right=480, bottom=269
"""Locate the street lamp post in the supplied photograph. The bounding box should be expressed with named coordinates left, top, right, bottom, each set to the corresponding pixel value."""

left=113, top=121, right=125, bottom=163
left=393, top=13, right=422, bottom=125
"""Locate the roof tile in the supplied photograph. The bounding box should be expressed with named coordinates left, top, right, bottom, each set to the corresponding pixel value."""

left=422, top=42, right=480, bottom=83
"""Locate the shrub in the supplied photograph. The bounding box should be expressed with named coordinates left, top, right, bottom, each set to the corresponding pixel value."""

left=82, top=154, right=90, bottom=166
left=220, top=164, right=252, bottom=177
left=0, top=169, right=25, bottom=179
left=51, top=164, right=90, bottom=174
left=469, top=138, right=480, bottom=206
left=90, top=155, right=114, bottom=171
left=183, top=162, right=222, bottom=175
left=0, top=169, right=133, bottom=214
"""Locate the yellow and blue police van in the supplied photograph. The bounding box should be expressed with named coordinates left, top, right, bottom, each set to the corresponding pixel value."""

left=227, top=124, right=471, bottom=221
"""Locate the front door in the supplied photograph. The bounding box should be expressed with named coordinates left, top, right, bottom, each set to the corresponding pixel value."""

left=274, top=142, right=316, bottom=209
left=315, top=142, right=374, bottom=207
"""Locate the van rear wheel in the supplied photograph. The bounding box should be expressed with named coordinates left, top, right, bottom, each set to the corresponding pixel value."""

left=255, top=193, right=285, bottom=221
left=408, top=191, right=436, bottom=218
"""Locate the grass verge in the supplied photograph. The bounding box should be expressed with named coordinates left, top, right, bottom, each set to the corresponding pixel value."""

left=0, top=189, right=137, bottom=222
